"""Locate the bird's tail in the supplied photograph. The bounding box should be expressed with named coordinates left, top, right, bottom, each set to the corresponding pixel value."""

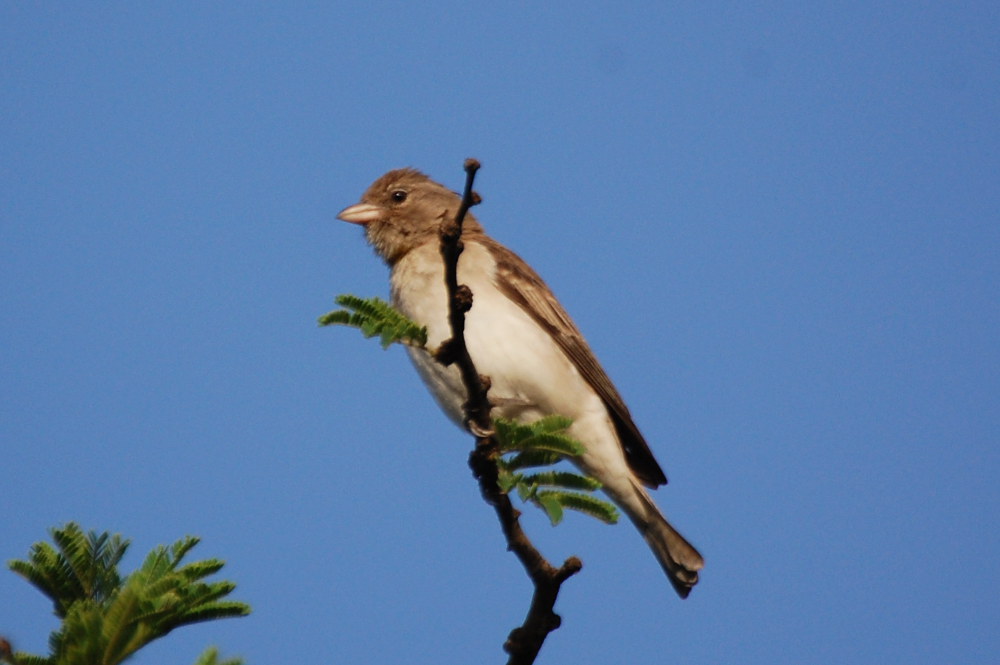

left=629, top=481, right=704, bottom=598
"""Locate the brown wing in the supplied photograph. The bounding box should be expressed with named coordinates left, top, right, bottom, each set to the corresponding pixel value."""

left=477, top=235, right=668, bottom=488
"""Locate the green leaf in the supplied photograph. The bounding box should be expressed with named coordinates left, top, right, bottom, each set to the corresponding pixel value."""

left=317, top=310, right=351, bottom=325
left=499, top=449, right=563, bottom=471
left=539, top=491, right=620, bottom=525
left=492, top=416, right=583, bottom=456
left=319, top=294, right=427, bottom=349
left=519, top=471, right=602, bottom=492
left=497, top=469, right=519, bottom=493
left=8, top=524, right=128, bottom=619
left=535, top=493, right=565, bottom=526
left=8, top=524, right=250, bottom=665
left=520, top=432, right=585, bottom=457
left=492, top=418, right=529, bottom=450
left=531, top=415, right=574, bottom=433
left=490, top=416, right=621, bottom=526
left=10, top=655, right=52, bottom=665
left=193, top=646, right=244, bottom=665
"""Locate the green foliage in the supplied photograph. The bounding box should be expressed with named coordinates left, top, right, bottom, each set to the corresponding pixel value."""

left=194, top=646, right=244, bottom=665
left=319, top=294, right=427, bottom=349
left=494, top=415, right=581, bottom=457
left=5, top=523, right=250, bottom=665
left=495, top=417, right=620, bottom=526
left=8, top=524, right=128, bottom=619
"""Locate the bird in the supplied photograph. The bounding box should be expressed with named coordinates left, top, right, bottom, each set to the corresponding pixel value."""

left=337, top=167, right=704, bottom=597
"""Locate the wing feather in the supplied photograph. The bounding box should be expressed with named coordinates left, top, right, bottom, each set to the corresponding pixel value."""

left=476, top=235, right=668, bottom=487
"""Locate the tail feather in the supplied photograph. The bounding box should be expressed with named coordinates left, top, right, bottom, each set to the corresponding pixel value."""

left=632, top=483, right=704, bottom=598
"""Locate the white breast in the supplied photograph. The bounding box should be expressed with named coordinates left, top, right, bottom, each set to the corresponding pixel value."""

left=389, top=241, right=607, bottom=429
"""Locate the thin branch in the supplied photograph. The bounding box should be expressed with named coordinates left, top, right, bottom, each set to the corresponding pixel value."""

left=436, top=158, right=582, bottom=665
left=435, top=158, right=491, bottom=433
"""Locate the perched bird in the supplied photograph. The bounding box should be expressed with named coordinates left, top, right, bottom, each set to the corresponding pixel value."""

left=338, top=168, right=704, bottom=597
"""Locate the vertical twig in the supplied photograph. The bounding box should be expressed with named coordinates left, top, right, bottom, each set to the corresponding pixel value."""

left=435, top=159, right=582, bottom=665
left=436, top=158, right=492, bottom=433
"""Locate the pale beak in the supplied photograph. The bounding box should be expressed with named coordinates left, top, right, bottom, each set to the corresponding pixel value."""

left=337, top=202, right=384, bottom=225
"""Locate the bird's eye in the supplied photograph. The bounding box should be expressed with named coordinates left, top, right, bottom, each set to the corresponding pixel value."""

left=390, top=190, right=408, bottom=203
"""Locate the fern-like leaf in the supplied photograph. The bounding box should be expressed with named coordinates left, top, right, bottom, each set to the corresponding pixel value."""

left=493, top=417, right=583, bottom=456
left=10, top=655, right=52, bottom=665
left=166, top=602, right=252, bottom=628
left=535, top=493, right=565, bottom=525
left=8, top=524, right=128, bottom=619
left=319, top=294, right=427, bottom=349
left=530, top=415, right=575, bottom=433
left=519, top=470, right=602, bottom=492
left=520, top=432, right=585, bottom=457
left=193, top=647, right=244, bottom=665
left=492, top=416, right=619, bottom=526
left=500, top=449, right=564, bottom=471
left=8, top=524, right=250, bottom=665
left=536, top=491, right=620, bottom=525
left=497, top=469, right=520, bottom=493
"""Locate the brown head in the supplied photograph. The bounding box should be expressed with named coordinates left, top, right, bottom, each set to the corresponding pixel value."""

left=338, top=168, right=484, bottom=265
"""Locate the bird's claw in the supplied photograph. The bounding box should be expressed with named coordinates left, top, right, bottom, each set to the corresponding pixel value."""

left=466, top=418, right=495, bottom=438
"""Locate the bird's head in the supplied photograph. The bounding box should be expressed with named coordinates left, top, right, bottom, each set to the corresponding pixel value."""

left=338, top=168, right=483, bottom=265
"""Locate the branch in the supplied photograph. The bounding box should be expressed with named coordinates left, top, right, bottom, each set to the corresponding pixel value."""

left=434, top=158, right=491, bottom=432
left=437, top=158, right=582, bottom=665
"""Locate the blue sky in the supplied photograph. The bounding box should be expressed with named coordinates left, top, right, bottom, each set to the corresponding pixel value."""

left=2, top=3, right=997, bottom=663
